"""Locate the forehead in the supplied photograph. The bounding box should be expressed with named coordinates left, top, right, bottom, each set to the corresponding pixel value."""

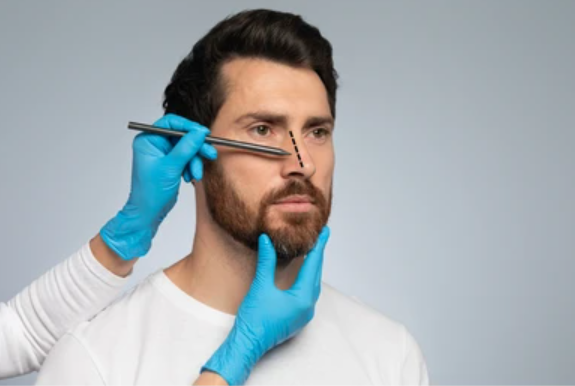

left=218, top=58, right=331, bottom=120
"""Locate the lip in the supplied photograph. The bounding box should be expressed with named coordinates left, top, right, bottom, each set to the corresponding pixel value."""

left=273, top=201, right=314, bottom=212
left=275, top=195, right=313, bottom=204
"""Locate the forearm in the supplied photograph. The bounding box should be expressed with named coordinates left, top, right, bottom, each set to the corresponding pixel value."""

left=0, top=302, right=35, bottom=379
left=193, top=370, right=228, bottom=385
left=1, top=240, right=129, bottom=377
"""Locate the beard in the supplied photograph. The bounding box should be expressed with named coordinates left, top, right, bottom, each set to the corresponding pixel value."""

left=201, top=160, right=332, bottom=268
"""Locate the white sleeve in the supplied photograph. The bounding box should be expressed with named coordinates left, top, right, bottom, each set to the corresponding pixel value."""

left=399, top=325, right=430, bottom=385
left=35, top=332, right=104, bottom=385
left=0, top=242, right=129, bottom=379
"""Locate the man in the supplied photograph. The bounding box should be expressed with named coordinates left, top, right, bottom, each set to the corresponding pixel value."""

left=37, top=9, right=429, bottom=385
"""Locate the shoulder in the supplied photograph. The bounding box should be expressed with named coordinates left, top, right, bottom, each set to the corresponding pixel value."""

left=36, top=271, right=166, bottom=383
left=318, top=281, right=429, bottom=383
left=319, top=281, right=406, bottom=341
left=37, top=271, right=164, bottom=381
left=36, top=332, right=104, bottom=385
left=70, top=270, right=164, bottom=343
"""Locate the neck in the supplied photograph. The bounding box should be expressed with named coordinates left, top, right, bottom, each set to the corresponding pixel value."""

left=164, top=201, right=304, bottom=316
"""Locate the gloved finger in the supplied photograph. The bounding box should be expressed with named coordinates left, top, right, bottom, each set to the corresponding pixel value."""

left=166, top=129, right=209, bottom=170
left=199, top=143, right=218, bottom=160
left=183, top=167, right=192, bottom=183
left=190, top=155, right=203, bottom=181
left=157, top=115, right=216, bottom=161
left=154, top=113, right=210, bottom=134
left=135, top=114, right=208, bottom=157
left=313, top=249, right=325, bottom=302
left=290, top=226, right=330, bottom=295
left=133, top=132, right=173, bottom=156
left=170, top=132, right=216, bottom=162
left=156, top=114, right=211, bottom=163
left=255, top=234, right=277, bottom=288
left=168, top=136, right=179, bottom=148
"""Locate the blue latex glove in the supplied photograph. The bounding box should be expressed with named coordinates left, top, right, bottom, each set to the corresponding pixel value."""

left=201, top=226, right=331, bottom=385
left=100, top=114, right=217, bottom=260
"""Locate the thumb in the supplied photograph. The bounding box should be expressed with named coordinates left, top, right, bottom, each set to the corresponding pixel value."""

left=290, top=226, right=330, bottom=294
left=255, top=234, right=277, bottom=288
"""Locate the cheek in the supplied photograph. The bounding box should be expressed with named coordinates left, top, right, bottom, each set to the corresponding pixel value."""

left=221, top=156, right=275, bottom=201
left=319, top=173, right=333, bottom=198
left=313, top=150, right=334, bottom=188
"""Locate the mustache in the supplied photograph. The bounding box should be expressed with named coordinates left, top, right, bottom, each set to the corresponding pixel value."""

left=265, top=179, right=323, bottom=205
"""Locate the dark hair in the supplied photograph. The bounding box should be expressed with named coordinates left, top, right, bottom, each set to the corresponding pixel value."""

left=162, top=9, right=338, bottom=127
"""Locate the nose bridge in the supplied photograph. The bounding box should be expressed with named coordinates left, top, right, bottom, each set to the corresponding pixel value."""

left=282, top=130, right=315, bottom=177
left=289, top=131, right=304, bottom=168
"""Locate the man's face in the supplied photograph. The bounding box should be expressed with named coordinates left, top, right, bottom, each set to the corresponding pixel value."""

left=201, top=58, right=334, bottom=268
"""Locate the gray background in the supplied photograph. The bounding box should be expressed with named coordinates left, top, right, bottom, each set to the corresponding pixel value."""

left=1, top=1, right=573, bottom=384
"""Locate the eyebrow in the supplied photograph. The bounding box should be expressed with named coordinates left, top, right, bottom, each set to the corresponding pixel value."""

left=234, top=111, right=335, bottom=130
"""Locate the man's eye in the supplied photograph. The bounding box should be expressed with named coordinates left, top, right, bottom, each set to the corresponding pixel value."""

left=310, top=128, right=331, bottom=139
left=251, top=125, right=271, bottom=136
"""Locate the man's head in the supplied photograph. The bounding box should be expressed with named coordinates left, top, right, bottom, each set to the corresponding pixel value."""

left=163, top=9, right=338, bottom=268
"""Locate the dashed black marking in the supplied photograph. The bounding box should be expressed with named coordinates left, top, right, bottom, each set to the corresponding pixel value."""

left=289, top=131, right=304, bottom=168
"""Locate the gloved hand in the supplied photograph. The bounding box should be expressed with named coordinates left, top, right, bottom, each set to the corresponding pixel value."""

left=200, top=226, right=331, bottom=385
left=100, top=113, right=217, bottom=260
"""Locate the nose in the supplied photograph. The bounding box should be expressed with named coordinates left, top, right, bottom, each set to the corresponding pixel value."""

left=280, top=132, right=315, bottom=179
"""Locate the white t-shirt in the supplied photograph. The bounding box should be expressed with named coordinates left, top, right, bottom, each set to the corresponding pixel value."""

left=0, top=242, right=129, bottom=379
left=37, top=269, right=429, bottom=385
